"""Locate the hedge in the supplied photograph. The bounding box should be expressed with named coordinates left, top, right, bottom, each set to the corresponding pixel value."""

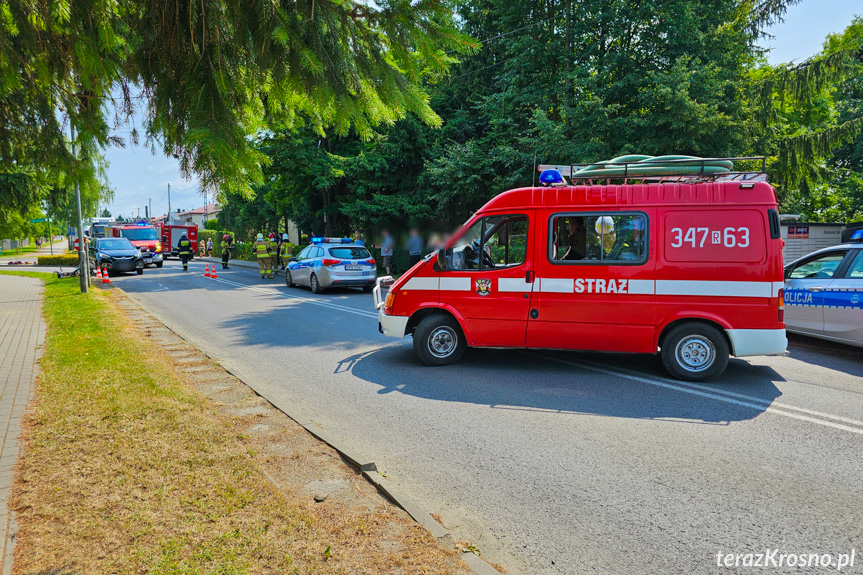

left=38, top=255, right=80, bottom=266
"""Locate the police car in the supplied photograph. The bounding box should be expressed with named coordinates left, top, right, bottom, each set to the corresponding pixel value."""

left=783, top=230, right=863, bottom=348
left=285, top=237, right=377, bottom=294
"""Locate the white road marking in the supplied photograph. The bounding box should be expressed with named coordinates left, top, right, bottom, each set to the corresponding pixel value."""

left=211, top=277, right=379, bottom=319
left=535, top=352, right=863, bottom=436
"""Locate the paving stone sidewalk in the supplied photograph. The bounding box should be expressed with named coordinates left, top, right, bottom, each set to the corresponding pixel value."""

left=0, top=276, right=45, bottom=575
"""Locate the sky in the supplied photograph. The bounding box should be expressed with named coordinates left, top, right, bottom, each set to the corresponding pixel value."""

left=99, top=0, right=862, bottom=219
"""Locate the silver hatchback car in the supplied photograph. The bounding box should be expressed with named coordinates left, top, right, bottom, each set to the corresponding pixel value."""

left=783, top=237, right=863, bottom=348
left=285, top=238, right=377, bottom=294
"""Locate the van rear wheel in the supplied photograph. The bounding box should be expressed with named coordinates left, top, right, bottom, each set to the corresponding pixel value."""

left=413, top=314, right=467, bottom=366
left=661, top=322, right=729, bottom=382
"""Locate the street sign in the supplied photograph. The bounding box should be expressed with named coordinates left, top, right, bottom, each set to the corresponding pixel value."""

left=30, top=218, right=48, bottom=223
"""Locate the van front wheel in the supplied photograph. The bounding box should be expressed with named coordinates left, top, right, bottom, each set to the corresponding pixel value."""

left=661, top=323, right=729, bottom=382
left=413, top=314, right=467, bottom=366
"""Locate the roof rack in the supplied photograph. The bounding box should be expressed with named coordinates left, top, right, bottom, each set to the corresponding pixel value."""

left=538, top=156, right=767, bottom=184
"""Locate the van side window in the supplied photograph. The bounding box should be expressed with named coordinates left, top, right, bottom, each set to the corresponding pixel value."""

left=448, top=215, right=528, bottom=270
left=550, top=213, right=647, bottom=264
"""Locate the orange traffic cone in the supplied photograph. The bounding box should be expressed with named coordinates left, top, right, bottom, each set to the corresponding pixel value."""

left=204, top=264, right=211, bottom=278
left=95, top=266, right=103, bottom=281
left=101, top=266, right=110, bottom=284
left=210, top=266, right=218, bottom=278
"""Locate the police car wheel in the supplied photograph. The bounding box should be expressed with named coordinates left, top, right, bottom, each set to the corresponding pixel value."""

left=310, top=273, right=323, bottom=294
left=413, top=314, right=466, bottom=366
left=285, top=270, right=294, bottom=287
left=661, top=322, right=729, bottom=382
left=155, top=262, right=163, bottom=268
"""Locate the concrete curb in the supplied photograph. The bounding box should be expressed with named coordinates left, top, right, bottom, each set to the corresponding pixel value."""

left=118, top=288, right=502, bottom=575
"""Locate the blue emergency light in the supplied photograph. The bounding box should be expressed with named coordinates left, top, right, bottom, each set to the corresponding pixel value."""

left=851, top=229, right=863, bottom=242
left=539, top=169, right=565, bottom=186
left=311, top=237, right=352, bottom=244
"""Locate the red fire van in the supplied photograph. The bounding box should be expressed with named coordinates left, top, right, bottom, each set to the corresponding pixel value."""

left=372, top=158, right=787, bottom=381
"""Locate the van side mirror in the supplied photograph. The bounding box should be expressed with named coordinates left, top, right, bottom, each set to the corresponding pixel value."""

left=436, top=248, right=447, bottom=270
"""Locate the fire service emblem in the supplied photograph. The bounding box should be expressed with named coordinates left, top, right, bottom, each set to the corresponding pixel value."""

left=476, top=279, right=492, bottom=296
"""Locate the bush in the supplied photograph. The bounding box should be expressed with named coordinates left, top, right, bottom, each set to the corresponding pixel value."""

left=366, top=246, right=412, bottom=276
left=38, top=255, right=80, bottom=266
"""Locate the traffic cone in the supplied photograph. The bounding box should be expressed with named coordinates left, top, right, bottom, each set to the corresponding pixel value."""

left=101, top=266, right=110, bottom=284
left=95, top=266, right=103, bottom=281
left=204, top=264, right=211, bottom=278
left=210, top=266, right=218, bottom=279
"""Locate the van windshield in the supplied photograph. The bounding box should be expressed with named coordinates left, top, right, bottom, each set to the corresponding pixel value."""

left=120, top=228, right=158, bottom=241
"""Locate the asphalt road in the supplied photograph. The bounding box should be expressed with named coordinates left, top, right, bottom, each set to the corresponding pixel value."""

left=113, top=258, right=863, bottom=574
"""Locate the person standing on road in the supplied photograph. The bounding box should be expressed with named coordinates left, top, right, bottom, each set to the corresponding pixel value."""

left=178, top=233, right=192, bottom=271
left=206, top=237, right=213, bottom=257
left=380, top=229, right=394, bottom=275
left=254, top=233, right=274, bottom=279
left=220, top=234, right=233, bottom=269
left=353, top=230, right=365, bottom=246
left=407, top=228, right=423, bottom=267
left=279, top=233, right=292, bottom=270
left=269, top=232, right=279, bottom=270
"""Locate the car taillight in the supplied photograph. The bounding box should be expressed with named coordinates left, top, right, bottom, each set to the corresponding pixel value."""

left=384, top=292, right=396, bottom=315
left=322, top=259, right=340, bottom=266
left=366, top=258, right=376, bottom=265
left=778, top=288, right=785, bottom=323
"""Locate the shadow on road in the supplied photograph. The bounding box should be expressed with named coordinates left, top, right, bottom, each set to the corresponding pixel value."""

left=337, top=345, right=785, bottom=426
left=786, top=333, right=863, bottom=379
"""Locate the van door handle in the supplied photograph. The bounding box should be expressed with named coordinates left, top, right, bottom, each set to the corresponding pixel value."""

left=807, top=286, right=825, bottom=292
left=525, top=270, right=534, bottom=283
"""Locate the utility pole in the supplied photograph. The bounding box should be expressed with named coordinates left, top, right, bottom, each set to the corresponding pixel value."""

left=70, top=125, right=89, bottom=293
left=148, top=198, right=152, bottom=222
left=167, top=183, right=171, bottom=223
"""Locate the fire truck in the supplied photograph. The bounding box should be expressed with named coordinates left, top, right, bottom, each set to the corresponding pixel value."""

left=154, top=222, right=198, bottom=260
left=372, top=155, right=787, bottom=382
left=109, top=223, right=164, bottom=268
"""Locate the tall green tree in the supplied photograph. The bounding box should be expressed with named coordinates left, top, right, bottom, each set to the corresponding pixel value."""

left=0, top=0, right=475, bottom=209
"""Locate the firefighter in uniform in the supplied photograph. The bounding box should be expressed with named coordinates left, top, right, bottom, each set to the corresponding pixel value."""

left=254, top=233, right=274, bottom=279
left=220, top=234, right=233, bottom=269
left=268, top=232, right=279, bottom=270
left=178, top=233, right=192, bottom=271
left=279, top=233, right=292, bottom=269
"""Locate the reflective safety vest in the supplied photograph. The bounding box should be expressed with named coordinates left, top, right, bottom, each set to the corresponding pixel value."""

left=280, top=242, right=292, bottom=257
left=178, top=239, right=191, bottom=255
left=254, top=239, right=270, bottom=258
left=269, top=238, right=278, bottom=252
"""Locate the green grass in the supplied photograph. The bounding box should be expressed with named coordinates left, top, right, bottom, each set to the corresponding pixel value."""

left=7, top=274, right=320, bottom=574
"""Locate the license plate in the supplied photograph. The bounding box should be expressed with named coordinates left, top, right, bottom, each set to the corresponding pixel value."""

left=144, top=258, right=152, bottom=264
left=345, top=265, right=362, bottom=270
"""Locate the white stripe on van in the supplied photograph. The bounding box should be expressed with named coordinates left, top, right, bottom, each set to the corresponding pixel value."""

left=440, top=277, right=471, bottom=291
left=402, top=277, right=439, bottom=291
left=655, top=280, right=772, bottom=298
left=402, top=276, right=779, bottom=298
left=627, top=280, right=655, bottom=295
left=498, top=278, right=533, bottom=292
left=538, top=278, right=574, bottom=293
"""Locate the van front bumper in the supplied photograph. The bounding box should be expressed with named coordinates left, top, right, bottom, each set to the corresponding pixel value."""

left=378, top=310, right=409, bottom=338
left=373, top=276, right=407, bottom=338
left=727, top=329, right=787, bottom=357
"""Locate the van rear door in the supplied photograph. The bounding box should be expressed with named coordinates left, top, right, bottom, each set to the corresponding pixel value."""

left=438, top=212, right=535, bottom=347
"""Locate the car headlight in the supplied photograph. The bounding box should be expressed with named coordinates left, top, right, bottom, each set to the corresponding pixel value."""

left=98, top=252, right=110, bottom=259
